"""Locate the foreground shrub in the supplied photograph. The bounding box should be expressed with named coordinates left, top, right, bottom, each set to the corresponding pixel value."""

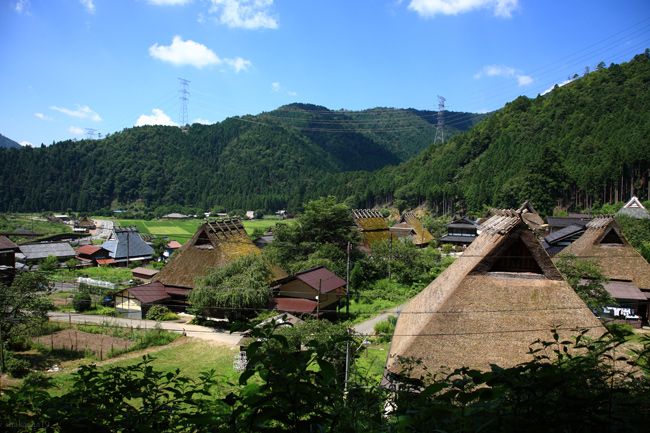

left=72, top=292, right=92, bottom=312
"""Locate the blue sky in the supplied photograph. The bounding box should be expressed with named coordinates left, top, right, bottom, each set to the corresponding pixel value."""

left=2, top=0, right=649, bottom=147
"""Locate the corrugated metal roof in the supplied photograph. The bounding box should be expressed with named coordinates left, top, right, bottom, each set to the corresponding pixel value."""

left=131, top=267, right=159, bottom=277
left=75, top=245, right=103, bottom=255
left=293, top=266, right=346, bottom=294
left=19, top=242, right=76, bottom=260
left=603, top=281, right=647, bottom=301
left=544, top=224, right=585, bottom=245
left=272, top=297, right=317, bottom=314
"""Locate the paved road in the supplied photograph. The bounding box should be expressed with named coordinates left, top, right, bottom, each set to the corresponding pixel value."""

left=91, top=219, right=114, bottom=240
left=48, top=312, right=244, bottom=347
left=352, top=304, right=406, bottom=336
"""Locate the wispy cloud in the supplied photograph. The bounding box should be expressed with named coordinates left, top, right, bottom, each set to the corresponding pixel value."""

left=542, top=78, right=572, bottom=95
left=50, top=104, right=102, bottom=121
left=14, top=0, right=31, bottom=15
left=20, top=141, right=34, bottom=147
left=408, top=0, right=519, bottom=19
left=35, top=113, right=53, bottom=121
left=136, top=109, right=178, bottom=127
left=147, top=0, right=192, bottom=5
left=271, top=82, right=297, bottom=97
left=80, top=0, right=95, bottom=14
left=193, top=118, right=213, bottom=125
left=208, top=0, right=278, bottom=29
left=69, top=126, right=84, bottom=135
left=474, top=65, right=532, bottom=86
left=149, top=36, right=251, bottom=72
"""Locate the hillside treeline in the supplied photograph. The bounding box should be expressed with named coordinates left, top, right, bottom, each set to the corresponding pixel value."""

left=310, top=50, right=650, bottom=216
left=0, top=105, right=482, bottom=214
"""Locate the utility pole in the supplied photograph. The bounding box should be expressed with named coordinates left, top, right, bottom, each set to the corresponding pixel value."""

left=316, top=279, right=321, bottom=318
left=388, top=232, right=393, bottom=281
left=346, top=241, right=350, bottom=317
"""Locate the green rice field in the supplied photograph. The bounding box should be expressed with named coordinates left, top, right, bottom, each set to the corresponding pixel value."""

left=112, top=218, right=289, bottom=243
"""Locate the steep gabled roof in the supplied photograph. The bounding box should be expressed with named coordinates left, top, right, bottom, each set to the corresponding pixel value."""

left=275, top=265, right=346, bottom=294
left=517, top=200, right=545, bottom=226
left=0, top=236, right=19, bottom=252
left=386, top=209, right=603, bottom=378
left=102, top=227, right=154, bottom=261
left=554, top=215, right=650, bottom=289
left=616, top=196, right=650, bottom=219
left=396, top=213, right=434, bottom=246
left=153, top=218, right=287, bottom=289
left=352, top=209, right=392, bottom=248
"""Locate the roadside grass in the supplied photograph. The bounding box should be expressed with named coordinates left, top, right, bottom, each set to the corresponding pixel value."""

left=351, top=341, right=391, bottom=385
left=43, top=339, right=241, bottom=396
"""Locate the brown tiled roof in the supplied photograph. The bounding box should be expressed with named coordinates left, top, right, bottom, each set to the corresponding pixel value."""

left=76, top=245, right=103, bottom=255
left=272, top=297, right=317, bottom=315
left=387, top=211, right=604, bottom=378
left=131, top=267, right=159, bottom=277
left=96, top=258, right=116, bottom=265
left=122, top=282, right=171, bottom=304
left=167, top=241, right=183, bottom=249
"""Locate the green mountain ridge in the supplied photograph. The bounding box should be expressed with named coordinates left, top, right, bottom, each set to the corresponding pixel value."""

left=0, top=105, right=481, bottom=213
left=0, top=133, right=21, bottom=149
left=308, top=51, right=650, bottom=216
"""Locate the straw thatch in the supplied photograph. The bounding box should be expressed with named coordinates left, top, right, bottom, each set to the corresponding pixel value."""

left=352, top=209, right=392, bottom=249
left=616, top=196, right=650, bottom=219
left=394, top=212, right=435, bottom=246
left=152, top=218, right=287, bottom=289
left=386, top=209, right=604, bottom=379
left=554, top=215, right=650, bottom=289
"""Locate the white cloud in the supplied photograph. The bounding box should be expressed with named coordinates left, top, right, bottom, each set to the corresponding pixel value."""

left=271, top=82, right=281, bottom=92
left=147, top=0, right=192, bottom=5
left=287, top=91, right=297, bottom=97
left=69, top=126, right=84, bottom=135
left=208, top=0, right=278, bottom=29
left=20, top=141, right=33, bottom=147
left=136, top=109, right=178, bottom=127
left=50, top=104, right=102, bottom=121
left=542, top=79, right=572, bottom=95
left=80, top=0, right=95, bottom=13
left=408, top=0, right=518, bottom=18
left=35, top=113, right=53, bottom=121
left=474, top=65, right=532, bottom=87
left=149, top=36, right=251, bottom=72
left=193, top=118, right=213, bottom=125
left=14, top=0, right=31, bottom=15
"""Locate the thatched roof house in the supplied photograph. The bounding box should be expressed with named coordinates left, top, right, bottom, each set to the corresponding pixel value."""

left=352, top=209, right=391, bottom=249
left=616, top=196, right=650, bottom=219
left=517, top=200, right=545, bottom=227
left=391, top=213, right=434, bottom=247
left=553, top=215, right=650, bottom=320
left=385, top=209, right=604, bottom=380
left=152, top=218, right=287, bottom=290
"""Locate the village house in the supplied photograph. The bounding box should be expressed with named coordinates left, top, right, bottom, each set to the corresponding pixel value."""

left=541, top=224, right=587, bottom=256
left=546, top=214, right=592, bottom=234
left=390, top=212, right=434, bottom=247
left=17, top=241, right=77, bottom=270
left=271, top=265, right=346, bottom=316
left=384, top=209, right=605, bottom=383
left=74, top=244, right=113, bottom=267
left=74, top=214, right=96, bottom=232
left=615, top=196, right=650, bottom=219
left=111, top=218, right=290, bottom=318
left=0, top=236, right=19, bottom=286
left=101, top=227, right=154, bottom=266
left=352, top=209, right=392, bottom=251
left=437, top=217, right=479, bottom=247
left=554, top=215, right=650, bottom=325
left=130, top=267, right=160, bottom=282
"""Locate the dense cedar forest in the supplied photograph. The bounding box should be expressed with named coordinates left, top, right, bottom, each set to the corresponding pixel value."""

left=1, top=51, right=649, bottom=216
left=0, top=105, right=483, bottom=213
left=311, top=51, right=650, bottom=217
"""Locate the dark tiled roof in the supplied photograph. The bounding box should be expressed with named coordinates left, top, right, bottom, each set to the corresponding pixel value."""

left=544, top=224, right=585, bottom=245
left=102, top=227, right=154, bottom=260
left=19, top=242, right=76, bottom=260
left=0, top=236, right=18, bottom=251
left=547, top=216, right=591, bottom=229
left=438, top=235, right=477, bottom=244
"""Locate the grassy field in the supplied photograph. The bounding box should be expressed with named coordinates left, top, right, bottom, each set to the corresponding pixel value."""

left=111, top=217, right=289, bottom=243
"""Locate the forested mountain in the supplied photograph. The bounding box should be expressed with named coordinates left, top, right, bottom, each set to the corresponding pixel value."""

left=0, top=133, right=20, bottom=149
left=309, top=51, right=650, bottom=217
left=0, top=105, right=482, bottom=213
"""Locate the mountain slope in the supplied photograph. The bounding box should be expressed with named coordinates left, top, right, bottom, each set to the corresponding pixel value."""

left=311, top=51, right=650, bottom=216
left=0, top=134, right=20, bottom=149
left=0, top=106, right=483, bottom=213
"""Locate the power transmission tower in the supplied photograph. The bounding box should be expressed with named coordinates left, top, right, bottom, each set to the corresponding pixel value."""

left=85, top=128, right=97, bottom=140
left=434, top=95, right=445, bottom=144
left=178, top=78, right=190, bottom=132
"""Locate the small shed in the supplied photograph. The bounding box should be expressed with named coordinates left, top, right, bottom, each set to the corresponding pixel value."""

left=131, top=267, right=160, bottom=281
left=114, top=282, right=171, bottom=319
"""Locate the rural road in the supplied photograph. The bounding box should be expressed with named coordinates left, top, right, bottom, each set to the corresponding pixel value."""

left=48, top=312, right=244, bottom=347
left=352, top=304, right=406, bottom=336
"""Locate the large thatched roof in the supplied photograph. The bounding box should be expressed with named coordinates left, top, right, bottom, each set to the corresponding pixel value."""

left=554, top=215, right=650, bottom=289
left=615, top=196, right=650, bottom=219
left=152, top=218, right=287, bottom=289
left=352, top=209, right=392, bottom=248
left=386, top=210, right=604, bottom=378
left=394, top=212, right=434, bottom=246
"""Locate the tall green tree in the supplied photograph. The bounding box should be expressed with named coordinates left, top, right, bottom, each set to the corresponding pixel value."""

left=555, top=253, right=615, bottom=310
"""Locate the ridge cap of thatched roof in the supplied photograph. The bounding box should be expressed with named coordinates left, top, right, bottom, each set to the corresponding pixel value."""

left=586, top=214, right=614, bottom=228
left=352, top=209, right=384, bottom=219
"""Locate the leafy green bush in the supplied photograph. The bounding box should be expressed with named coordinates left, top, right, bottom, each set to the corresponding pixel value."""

left=605, top=322, right=635, bottom=338
left=20, top=371, right=53, bottom=389
left=72, top=292, right=92, bottom=312
left=146, top=305, right=179, bottom=321
left=5, top=352, right=30, bottom=378
left=373, top=315, right=397, bottom=343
